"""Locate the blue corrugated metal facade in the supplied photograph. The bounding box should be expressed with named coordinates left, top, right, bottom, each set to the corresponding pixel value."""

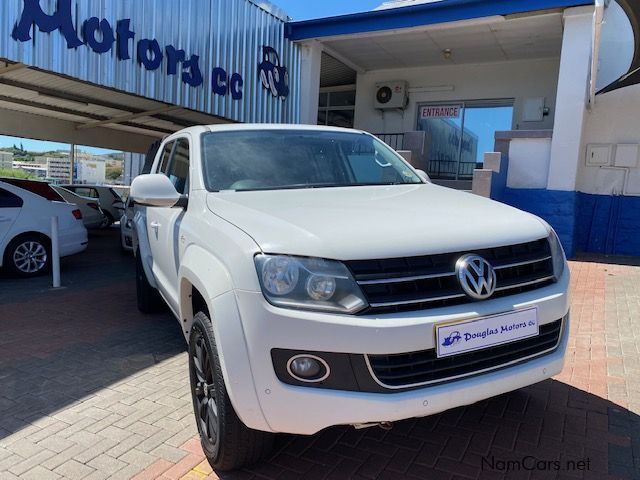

left=0, top=0, right=300, bottom=124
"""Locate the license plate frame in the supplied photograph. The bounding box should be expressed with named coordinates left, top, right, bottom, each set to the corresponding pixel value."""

left=435, top=307, right=539, bottom=358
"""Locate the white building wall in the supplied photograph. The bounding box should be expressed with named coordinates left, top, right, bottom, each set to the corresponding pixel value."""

left=575, top=0, right=640, bottom=196
left=77, top=158, right=107, bottom=184
left=353, top=57, right=560, bottom=134
left=577, top=84, right=640, bottom=196
left=507, top=138, right=552, bottom=189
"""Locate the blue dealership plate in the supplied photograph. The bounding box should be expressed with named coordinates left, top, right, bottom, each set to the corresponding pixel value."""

left=435, top=307, right=539, bottom=358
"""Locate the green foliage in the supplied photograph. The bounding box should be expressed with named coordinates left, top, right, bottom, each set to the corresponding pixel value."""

left=0, top=168, right=33, bottom=179
left=106, top=165, right=123, bottom=181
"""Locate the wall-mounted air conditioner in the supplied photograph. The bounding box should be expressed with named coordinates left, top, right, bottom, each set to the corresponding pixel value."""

left=374, top=81, right=408, bottom=110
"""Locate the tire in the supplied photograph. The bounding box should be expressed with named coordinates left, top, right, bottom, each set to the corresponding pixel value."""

left=4, top=235, right=51, bottom=278
left=101, top=212, right=114, bottom=229
left=135, top=251, right=164, bottom=313
left=189, top=312, right=274, bottom=471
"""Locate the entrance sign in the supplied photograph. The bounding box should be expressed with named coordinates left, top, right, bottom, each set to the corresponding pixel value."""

left=419, top=105, right=461, bottom=119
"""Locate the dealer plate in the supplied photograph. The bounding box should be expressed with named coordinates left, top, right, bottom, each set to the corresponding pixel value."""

left=435, top=308, right=539, bottom=358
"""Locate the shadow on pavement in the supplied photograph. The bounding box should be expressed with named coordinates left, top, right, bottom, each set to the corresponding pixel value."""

left=226, top=380, right=640, bottom=479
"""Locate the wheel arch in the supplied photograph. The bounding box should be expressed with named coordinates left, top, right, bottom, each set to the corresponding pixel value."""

left=179, top=244, right=234, bottom=341
left=2, top=230, right=52, bottom=271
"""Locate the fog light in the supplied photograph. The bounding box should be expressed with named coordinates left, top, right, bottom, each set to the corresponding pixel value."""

left=287, top=355, right=330, bottom=383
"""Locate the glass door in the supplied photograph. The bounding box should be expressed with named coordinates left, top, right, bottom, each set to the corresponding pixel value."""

left=417, top=100, right=514, bottom=180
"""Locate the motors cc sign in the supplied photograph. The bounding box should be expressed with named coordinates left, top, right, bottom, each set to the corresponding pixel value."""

left=11, top=0, right=290, bottom=101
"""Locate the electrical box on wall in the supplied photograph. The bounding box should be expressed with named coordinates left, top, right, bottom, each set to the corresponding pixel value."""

left=586, top=144, right=612, bottom=166
left=374, top=81, right=408, bottom=110
left=614, top=144, right=639, bottom=168
left=522, top=97, right=546, bottom=122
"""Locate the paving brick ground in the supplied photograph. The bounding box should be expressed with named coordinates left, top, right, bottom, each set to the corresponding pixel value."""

left=1, top=229, right=639, bottom=480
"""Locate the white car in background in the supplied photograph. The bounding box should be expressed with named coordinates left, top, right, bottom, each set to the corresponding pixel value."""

left=52, top=185, right=108, bottom=229
left=0, top=180, right=88, bottom=277
left=61, top=185, right=125, bottom=227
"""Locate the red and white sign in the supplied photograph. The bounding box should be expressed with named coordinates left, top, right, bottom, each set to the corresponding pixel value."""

left=420, top=105, right=461, bottom=119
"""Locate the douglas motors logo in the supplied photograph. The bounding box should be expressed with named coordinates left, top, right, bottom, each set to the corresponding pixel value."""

left=441, top=331, right=462, bottom=347
left=258, top=46, right=289, bottom=99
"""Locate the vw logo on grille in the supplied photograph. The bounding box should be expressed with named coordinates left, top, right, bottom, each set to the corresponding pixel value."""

left=456, top=254, right=497, bottom=300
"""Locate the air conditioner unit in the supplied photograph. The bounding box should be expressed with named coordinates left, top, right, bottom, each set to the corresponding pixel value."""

left=374, top=81, right=408, bottom=110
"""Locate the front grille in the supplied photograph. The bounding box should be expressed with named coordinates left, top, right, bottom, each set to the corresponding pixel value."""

left=346, top=238, right=555, bottom=314
left=367, top=318, right=563, bottom=388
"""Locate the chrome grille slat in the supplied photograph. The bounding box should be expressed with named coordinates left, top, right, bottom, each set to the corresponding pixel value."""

left=369, top=292, right=466, bottom=308
left=346, top=238, right=556, bottom=314
left=357, top=271, right=456, bottom=285
left=494, top=275, right=556, bottom=292
left=493, top=255, right=553, bottom=270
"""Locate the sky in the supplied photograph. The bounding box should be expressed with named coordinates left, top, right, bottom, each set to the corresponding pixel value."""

left=0, top=135, right=117, bottom=156
left=272, top=0, right=383, bottom=20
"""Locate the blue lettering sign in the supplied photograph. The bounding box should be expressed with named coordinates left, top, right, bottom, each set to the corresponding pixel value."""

left=137, top=39, right=163, bottom=71
left=82, top=17, right=115, bottom=54
left=165, top=46, right=186, bottom=76
left=230, top=73, right=243, bottom=100
left=116, top=19, right=135, bottom=61
left=12, top=0, right=83, bottom=48
left=182, top=55, right=204, bottom=88
left=212, top=67, right=228, bottom=96
left=10, top=1, right=288, bottom=102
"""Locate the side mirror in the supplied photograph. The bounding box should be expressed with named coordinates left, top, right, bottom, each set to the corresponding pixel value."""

left=130, top=174, right=185, bottom=208
left=416, top=169, right=430, bottom=183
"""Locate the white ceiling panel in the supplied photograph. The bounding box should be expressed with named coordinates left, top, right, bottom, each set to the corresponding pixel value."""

left=323, top=12, right=563, bottom=71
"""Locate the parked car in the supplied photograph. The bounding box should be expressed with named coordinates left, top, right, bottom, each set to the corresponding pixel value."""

left=52, top=185, right=108, bottom=230
left=119, top=196, right=134, bottom=253
left=0, top=180, right=87, bottom=277
left=1, top=177, right=66, bottom=202
left=61, top=185, right=125, bottom=227
left=130, top=125, right=569, bottom=471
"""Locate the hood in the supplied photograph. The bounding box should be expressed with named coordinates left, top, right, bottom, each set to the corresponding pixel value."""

left=206, top=184, right=548, bottom=260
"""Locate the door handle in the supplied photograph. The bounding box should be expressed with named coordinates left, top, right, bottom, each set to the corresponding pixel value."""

left=0, top=217, right=10, bottom=223
left=150, top=221, right=161, bottom=229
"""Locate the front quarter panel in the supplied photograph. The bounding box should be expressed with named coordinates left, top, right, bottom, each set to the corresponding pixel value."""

left=132, top=207, right=158, bottom=289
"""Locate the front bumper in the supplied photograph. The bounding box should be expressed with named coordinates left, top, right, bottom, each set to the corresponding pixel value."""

left=212, top=270, right=569, bottom=435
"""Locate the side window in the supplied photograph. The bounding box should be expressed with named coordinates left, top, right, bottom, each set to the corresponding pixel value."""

left=166, top=139, right=190, bottom=194
left=158, top=141, right=175, bottom=174
left=0, top=188, right=23, bottom=208
left=74, top=187, right=98, bottom=198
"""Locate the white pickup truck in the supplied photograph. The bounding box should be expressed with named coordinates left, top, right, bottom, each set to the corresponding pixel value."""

left=130, top=125, right=569, bottom=471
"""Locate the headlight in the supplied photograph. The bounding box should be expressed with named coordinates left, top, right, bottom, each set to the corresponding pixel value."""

left=547, top=229, right=566, bottom=280
left=255, top=254, right=368, bottom=314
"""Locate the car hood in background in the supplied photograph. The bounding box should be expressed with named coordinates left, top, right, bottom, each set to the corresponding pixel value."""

left=206, top=184, right=548, bottom=260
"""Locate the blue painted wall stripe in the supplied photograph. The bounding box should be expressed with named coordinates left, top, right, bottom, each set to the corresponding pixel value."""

left=286, top=0, right=592, bottom=41
left=496, top=187, right=640, bottom=258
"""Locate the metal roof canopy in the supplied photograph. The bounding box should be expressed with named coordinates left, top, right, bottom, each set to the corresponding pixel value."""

left=0, top=60, right=229, bottom=153
left=285, top=0, right=592, bottom=41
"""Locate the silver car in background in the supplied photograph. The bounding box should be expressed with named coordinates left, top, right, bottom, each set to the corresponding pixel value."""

left=52, top=186, right=108, bottom=229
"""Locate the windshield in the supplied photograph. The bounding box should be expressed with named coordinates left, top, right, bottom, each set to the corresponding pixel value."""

left=201, top=130, right=422, bottom=191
